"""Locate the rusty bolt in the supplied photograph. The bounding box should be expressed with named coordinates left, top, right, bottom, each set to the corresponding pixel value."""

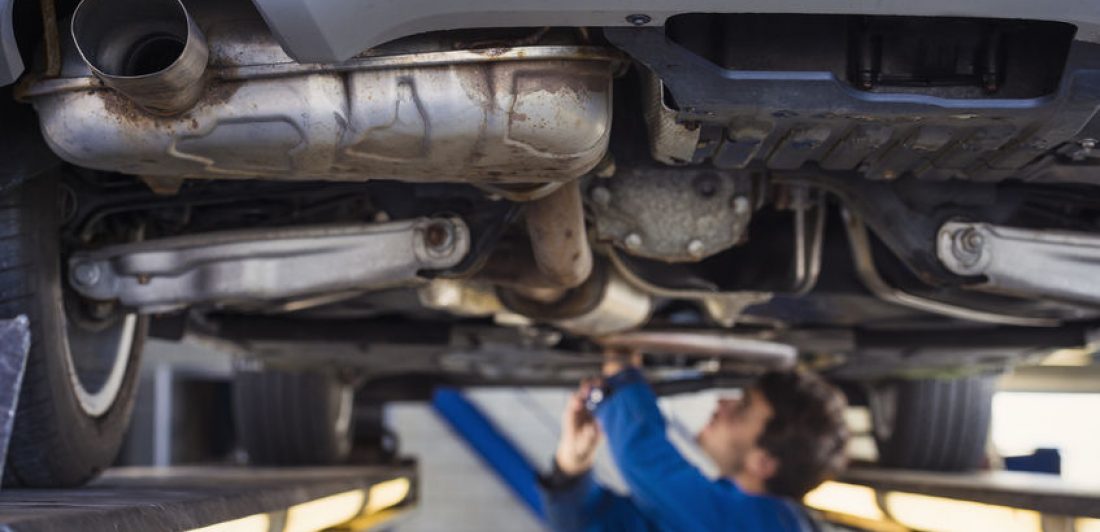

left=137, top=274, right=151, bottom=285
left=424, top=221, right=456, bottom=253
left=624, top=233, right=643, bottom=251
left=626, top=14, right=652, bottom=26
left=687, top=239, right=706, bottom=258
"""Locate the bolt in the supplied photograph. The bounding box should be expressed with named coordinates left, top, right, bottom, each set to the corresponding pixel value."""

left=624, top=233, right=643, bottom=250
left=625, top=14, right=652, bottom=26
left=960, top=228, right=985, bottom=253
left=732, top=196, right=751, bottom=217
left=424, top=221, right=456, bottom=253
left=950, top=227, right=987, bottom=266
left=72, top=262, right=100, bottom=286
left=1073, top=138, right=1097, bottom=161
left=590, top=186, right=612, bottom=207
left=692, top=174, right=720, bottom=198
left=687, top=239, right=706, bottom=258
left=137, top=274, right=151, bottom=285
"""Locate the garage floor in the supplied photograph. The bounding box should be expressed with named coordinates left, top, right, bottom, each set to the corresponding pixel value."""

left=388, top=402, right=544, bottom=532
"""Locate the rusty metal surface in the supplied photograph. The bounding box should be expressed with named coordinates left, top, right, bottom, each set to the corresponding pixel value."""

left=29, top=3, right=618, bottom=184
left=71, top=0, right=208, bottom=115
left=523, top=180, right=592, bottom=290
left=641, top=69, right=700, bottom=165
left=480, top=180, right=594, bottom=303
left=590, top=168, right=753, bottom=262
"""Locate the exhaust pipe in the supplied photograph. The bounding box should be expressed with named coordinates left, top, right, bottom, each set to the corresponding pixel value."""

left=71, top=0, right=208, bottom=115
left=480, top=180, right=594, bottom=302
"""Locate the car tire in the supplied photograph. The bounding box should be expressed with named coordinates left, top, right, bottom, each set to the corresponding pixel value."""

left=233, top=370, right=355, bottom=465
left=3, top=175, right=148, bottom=488
left=869, top=375, right=995, bottom=471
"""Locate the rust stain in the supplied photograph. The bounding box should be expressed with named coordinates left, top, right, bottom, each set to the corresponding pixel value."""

left=97, top=81, right=241, bottom=128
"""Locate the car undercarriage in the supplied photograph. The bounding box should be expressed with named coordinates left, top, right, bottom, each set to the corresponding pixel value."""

left=2, top=0, right=1099, bottom=486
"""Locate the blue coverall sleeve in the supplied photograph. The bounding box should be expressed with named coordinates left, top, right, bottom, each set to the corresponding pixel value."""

left=541, top=470, right=653, bottom=531
left=594, top=369, right=802, bottom=531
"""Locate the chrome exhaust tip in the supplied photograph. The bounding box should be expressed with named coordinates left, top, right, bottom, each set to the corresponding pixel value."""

left=71, top=0, right=208, bottom=115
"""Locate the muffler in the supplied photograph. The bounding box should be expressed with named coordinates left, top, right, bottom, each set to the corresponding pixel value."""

left=30, top=1, right=617, bottom=183
left=71, top=0, right=207, bottom=115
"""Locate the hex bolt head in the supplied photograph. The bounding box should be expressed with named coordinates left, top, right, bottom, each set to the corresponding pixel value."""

left=626, top=14, right=652, bottom=26
left=425, top=221, right=456, bottom=254
left=960, top=229, right=985, bottom=253
left=687, top=239, right=706, bottom=258
left=949, top=227, right=986, bottom=267
left=72, top=262, right=100, bottom=286
left=732, top=196, right=751, bottom=217
left=624, top=232, right=643, bottom=250
left=590, top=186, right=612, bottom=207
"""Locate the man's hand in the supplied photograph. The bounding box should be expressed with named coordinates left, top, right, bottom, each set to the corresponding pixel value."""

left=554, top=380, right=602, bottom=476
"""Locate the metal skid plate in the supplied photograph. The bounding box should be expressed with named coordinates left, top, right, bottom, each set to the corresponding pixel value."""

left=588, top=168, right=752, bottom=262
left=68, top=217, right=469, bottom=313
left=605, top=28, right=1100, bottom=183
left=938, top=221, right=1100, bottom=306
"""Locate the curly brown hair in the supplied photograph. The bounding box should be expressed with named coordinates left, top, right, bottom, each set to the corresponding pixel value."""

left=754, top=370, right=849, bottom=499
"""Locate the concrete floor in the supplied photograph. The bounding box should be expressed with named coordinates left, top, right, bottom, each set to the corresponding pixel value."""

left=388, top=402, right=545, bottom=532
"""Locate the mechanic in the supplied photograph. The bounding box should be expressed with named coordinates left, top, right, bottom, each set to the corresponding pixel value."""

left=540, top=350, right=849, bottom=531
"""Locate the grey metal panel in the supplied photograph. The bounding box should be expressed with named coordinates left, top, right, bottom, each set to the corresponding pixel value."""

left=0, top=0, right=22, bottom=86
left=607, top=28, right=1100, bottom=184
left=248, top=0, right=1100, bottom=63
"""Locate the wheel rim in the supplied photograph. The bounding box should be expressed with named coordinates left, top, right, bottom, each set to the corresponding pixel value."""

left=65, top=312, right=138, bottom=417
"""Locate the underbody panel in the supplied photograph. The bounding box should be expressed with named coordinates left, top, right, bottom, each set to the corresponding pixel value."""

left=6, top=0, right=1100, bottom=383
left=248, top=0, right=1100, bottom=62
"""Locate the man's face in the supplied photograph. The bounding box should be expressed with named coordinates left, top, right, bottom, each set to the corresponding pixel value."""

left=698, top=387, right=775, bottom=477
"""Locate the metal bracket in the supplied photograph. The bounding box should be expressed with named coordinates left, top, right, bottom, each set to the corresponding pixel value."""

left=845, top=212, right=1057, bottom=327
left=938, top=221, right=1100, bottom=306
left=606, top=247, right=772, bottom=327
left=68, top=217, right=469, bottom=313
